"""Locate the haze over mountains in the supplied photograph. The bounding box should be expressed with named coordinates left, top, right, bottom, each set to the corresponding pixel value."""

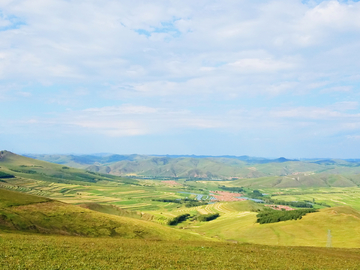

left=24, top=153, right=360, bottom=188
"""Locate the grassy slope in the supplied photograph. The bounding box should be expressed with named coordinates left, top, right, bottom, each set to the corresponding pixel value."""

left=268, top=187, right=360, bottom=210
left=2, top=234, right=360, bottom=270
left=194, top=205, right=360, bottom=248
left=228, top=173, right=359, bottom=188
left=4, top=151, right=360, bottom=248
left=0, top=188, right=51, bottom=207
left=0, top=188, right=205, bottom=241
left=91, top=158, right=331, bottom=179
left=0, top=150, right=130, bottom=185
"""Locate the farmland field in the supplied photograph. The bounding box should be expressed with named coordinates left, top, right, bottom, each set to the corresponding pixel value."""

left=263, top=187, right=360, bottom=211
left=4, top=172, right=360, bottom=247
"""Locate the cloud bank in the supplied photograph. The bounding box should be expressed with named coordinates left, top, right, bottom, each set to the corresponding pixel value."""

left=1, top=0, right=360, bottom=157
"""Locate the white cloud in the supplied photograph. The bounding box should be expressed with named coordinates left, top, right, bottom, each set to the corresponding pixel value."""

left=346, top=135, right=360, bottom=140
left=17, top=91, right=31, bottom=97
left=269, top=106, right=360, bottom=120
left=228, top=58, right=294, bottom=73
left=25, top=104, right=224, bottom=137
left=84, top=105, right=159, bottom=115
left=0, top=0, right=359, bottom=98
left=14, top=101, right=360, bottom=139
left=2, top=1, right=360, bottom=157
left=321, top=86, right=352, bottom=93
left=330, top=101, right=358, bottom=111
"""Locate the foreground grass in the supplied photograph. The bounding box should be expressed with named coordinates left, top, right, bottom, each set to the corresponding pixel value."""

left=0, top=200, right=204, bottom=240
left=1, top=233, right=360, bottom=269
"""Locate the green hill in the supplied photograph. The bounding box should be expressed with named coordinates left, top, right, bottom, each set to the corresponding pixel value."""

left=0, top=150, right=136, bottom=185
left=25, top=152, right=360, bottom=187
left=227, top=173, right=360, bottom=188
left=193, top=205, right=360, bottom=248
left=0, top=188, right=204, bottom=240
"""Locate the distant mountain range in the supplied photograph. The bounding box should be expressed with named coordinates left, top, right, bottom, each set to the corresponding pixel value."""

left=0, top=150, right=359, bottom=187
left=24, top=153, right=298, bottom=165
left=24, top=153, right=360, bottom=181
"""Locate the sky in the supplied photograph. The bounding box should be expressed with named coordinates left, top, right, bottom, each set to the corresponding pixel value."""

left=1, top=0, right=360, bottom=158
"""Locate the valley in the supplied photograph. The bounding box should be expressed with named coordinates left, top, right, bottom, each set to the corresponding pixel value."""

left=2, top=150, right=360, bottom=268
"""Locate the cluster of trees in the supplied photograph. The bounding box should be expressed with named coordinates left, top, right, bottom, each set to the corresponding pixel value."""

left=184, top=200, right=208, bottom=208
left=265, top=199, right=313, bottom=208
left=152, top=198, right=181, bottom=203
left=0, top=171, right=15, bottom=178
left=304, top=199, right=331, bottom=208
left=167, top=214, right=190, bottom=225
left=219, top=186, right=244, bottom=193
left=197, top=213, right=220, bottom=222
left=250, top=190, right=264, bottom=198
left=9, top=168, right=37, bottom=174
left=256, top=209, right=318, bottom=224
left=167, top=213, right=220, bottom=225
left=152, top=198, right=208, bottom=208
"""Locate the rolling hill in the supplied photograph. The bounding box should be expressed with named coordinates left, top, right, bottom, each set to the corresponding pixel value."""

left=21, top=151, right=360, bottom=187
left=192, top=203, right=360, bottom=248
left=0, top=150, right=137, bottom=185
left=0, top=188, right=205, bottom=240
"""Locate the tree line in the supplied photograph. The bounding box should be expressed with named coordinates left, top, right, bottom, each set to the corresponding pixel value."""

left=152, top=198, right=208, bottom=208
left=265, top=199, right=313, bottom=208
left=219, top=186, right=244, bottom=193
left=256, top=208, right=318, bottom=224
left=197, top=213, right=220, bottom=222
left=167, top=213, right=220, bottom=225
left=0, top=171, right=15, bottom=178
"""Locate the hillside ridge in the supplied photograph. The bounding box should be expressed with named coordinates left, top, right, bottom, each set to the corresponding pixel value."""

left=0, top=188, right=207, bottom=240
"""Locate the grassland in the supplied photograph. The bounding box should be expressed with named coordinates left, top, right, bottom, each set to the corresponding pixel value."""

left=27, top=152, right=360, bottom=186
left=4, top=150, right=360, bottom=250
left=263, top=187, right=360, bottom=210
left=1, top=233, right=360, bottom=269
left=3, top=166, right=360, bottom=247
left=0, top=150, right=133, bottom=186
left=191, top=205, right=360, bottom=247
left=0, top=189, right=205, bottom=241
left=2, top=187, right=360, bottom=268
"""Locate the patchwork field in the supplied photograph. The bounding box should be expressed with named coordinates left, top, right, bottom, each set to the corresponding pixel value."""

left=0, top=189, right=205, bottom=241
left=264, top=187, right=360, bottom=211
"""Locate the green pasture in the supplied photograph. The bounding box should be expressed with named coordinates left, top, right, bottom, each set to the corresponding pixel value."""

left=0, top=189, right=206, bottom=241
left=191, top=205, right=360, bottom=248
left=4, top=150, right=360, bottom=250
left=0, top=175, right=209, bottom=214
left=264, top=187, right=360, bottom=211
left=1, top=233, right=360, bottom=269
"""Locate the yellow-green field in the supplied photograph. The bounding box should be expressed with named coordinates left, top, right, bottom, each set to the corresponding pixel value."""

left=264, top=187, right=360, bottom=210
left=0, top=189, right=205, bottom=241
left=1, top=233, right=360, bottom=270
left=192, top=205, right=360, bottom=247
left=2, top=188, right=360, bottom=268
left=4, top=151, right=360, bottom=250
left=4, top=179, right=360, bottom=248
left=144, top=200, right=360, bottom=248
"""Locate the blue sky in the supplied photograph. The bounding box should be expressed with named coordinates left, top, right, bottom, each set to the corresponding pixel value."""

left=1, top=0, right=360, bottom=158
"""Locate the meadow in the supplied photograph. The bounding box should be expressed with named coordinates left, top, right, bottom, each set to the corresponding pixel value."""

left=263, top=187, right=360, bottom=211
left=2, top=233, right=360, bottom=269
left=3, top=151, right=360, bottom=250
